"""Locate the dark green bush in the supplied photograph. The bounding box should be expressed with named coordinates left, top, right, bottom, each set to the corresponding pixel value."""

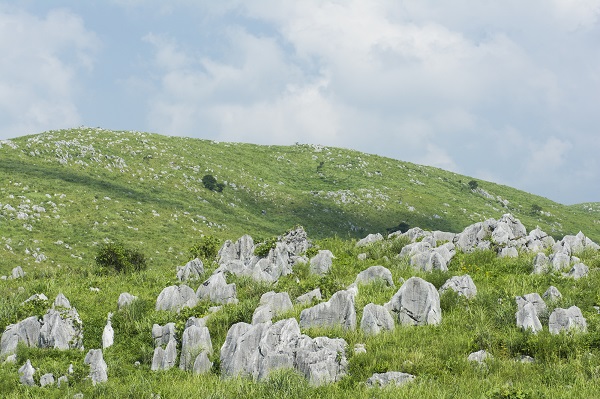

left=202, top=174, right=225, bottom=192
left=468, top=180, right=479, bottom=190
left=189, top=235, right=221, bottom=262
left=254, top=236, right=278, bottom=257
left=95, top=242, right=147, bottom=274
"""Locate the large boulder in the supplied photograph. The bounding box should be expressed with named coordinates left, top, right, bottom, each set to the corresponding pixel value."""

left=299, top=288, right=357, bottom=330
left=155, top=285, right=198, bottom=312
left=151, top=323, right=178, bottom=371
left=549, top=306, right=587, bottom=334
left=196, top=273, right=238, bottom=304
left=295, top=335, right=348, bottom=386
left=84, top=349, right=108, bottom=385
left=360, top=303, right=395, bottom=335
left=525, top=227, right=555, bottom=252
left=252, top=291, right=293, bottom=324
left=176, top=258, right=205, bottom=282
left=309, top=250, right=335, bottom=275
left=385, top=277, right=441, bottom=326
left=179, top=325, right=212, bottom=373
left=439, top=275, right=477, bottom=299
left=354, top=266, right=394, bottom=287
left=39, top=294, right=83, bottom=350
left=1, top=316, right=41, bottom=358
left=492, top=214, right=527, bottom=245
left=554, top=232, right=600, bottom=255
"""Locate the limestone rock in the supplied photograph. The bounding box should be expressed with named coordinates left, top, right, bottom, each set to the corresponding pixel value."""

left=549, top=306, right=587, bottom=334
left=296, top=288, right=322, bottom=305
left=179, top=325, right=212, bottom=373
left=176, top=258, right=204, bottom=282
left=516, top=293, right=547, bottom=316
left=532, top=253, right=550, bottom=274
left=155, top=285, right=198, bottom=312
left=185, top=316, right=207, bottom=329
left=309, top=250, right=335, bottom=276
left=152, top=339, right=177, bottom=371
left=355, top=266, right=394, bottom=287
left=549, top=252, right=571, bottom=271
left=360, top=303, right=395, bottom=335
left=252, top=291, right=293, bottom=324
left=492, top=214, right=527, bottom=245
left=385, top=277, right=441, bottom=326
left=295, top=335, right=348, bottom=386
left=516, top=302, right=542, bottom=333
left=563, top=263, right=589, bottom=279
left=1, top=316, right=41, bottom=358
left=84, top=349, right=108, bottom=385
left=366, top=371, right=415, bottom=388
left=39, top=295, right=83, bottom=350
left=468, top=350, right=492, bottom=364
left=196, top=272, right=238, bottom=304
left=356, top=233, right=383, bottom=247
left=218, top=235, right=255, bottom=268
left=439, top=275, right=477, bottom=299
left=11, top=266, right=25, bottom=279
left=299, top=288, right=357, bottom=330
left=40, top=373, right=55, bottom=387
left=499, top=247, right=518, bottom=258
left=19, top=359, right=36, bottom=386
left=542, top=286, right=562, bottom=302
left=53, top=293, right=71, bottom=309
left=117, top=292, right=138, bottom=309
left=102, top=313, right=114, bottom=349
left=525, top=227, right=555, bottom=252
left=152, top=323, right=176, bottom=347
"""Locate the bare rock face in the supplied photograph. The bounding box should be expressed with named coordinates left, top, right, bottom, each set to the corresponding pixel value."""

left=84, top=349, right=108, bottom=385
left=549, top=306, right=587, bottom=335
left=438, top=275, right=477, bottom=299
left=355, top=266, right=394, bottom=287
left=40, top=373, right=55, bottom=387
left=516, top=293, right=547, bottom=316
left=18, top=359, right=36, bottom=386
left=155, top=285, right=198, bottom=312
left=516, top=302, right=542, bottom=333
left=532, top=253, right=550, bottom=274
left=1, top=316, right=41, bottom=358
left=102, top=313, right=114, bottom=349
left=179, top=325, right=212, bottom=373
left=366, top=371, right=415, bottom=388
left=356, top=233, right=383, bottom=247
left=117, top=292, right=138, bottom=309
left=295, top=335, right=348, bottom=386
left=468, top=350, right=492, bottom=364
left=360, top=303, right=395, bottom=335
left=39, top=294, right=83, bottom=350
left=296, top=288, right=322, bottom=305
left=196, top=272, right=238, bottom=305
left=385, top=277, right=441, bottom=326
left=252, top=291, right=293, bottom=324
left=299, top=288, right=357, bottom=330
left=151, top=323, right=178, bottom=371
left=542, top=286, right=562, bottom=302
left=554, top=231, right=600, bottom=256
left=177, top=258, right=205, bottom=282
left=309, top=250, right=335, bottom=276
left=563, top=263, right=589, bottom=279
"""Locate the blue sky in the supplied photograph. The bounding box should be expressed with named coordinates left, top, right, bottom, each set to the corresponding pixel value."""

left=1, top=1, right=599, bottom=205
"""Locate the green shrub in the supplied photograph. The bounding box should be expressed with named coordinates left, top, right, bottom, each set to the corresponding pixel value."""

left=254, top=236, right=278, bottom=257
left=95, top=242, right=147, bottom=274
left=468, top=180, right=479, bottom=190
left=189, top=235, right=221, bottom=262
left=202, top=174, right=225, bottom=192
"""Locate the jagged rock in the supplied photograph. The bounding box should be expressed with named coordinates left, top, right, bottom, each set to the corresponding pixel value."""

left=396, top=227, right=427, bottom=242
left=492, top=214, right=527, bottom=245
left=22, top=293, right=48, bottom=304
left=516, top=302, right=542, bottom=333
left=185, top=316, right=207, bottom=329
left=309, top=250, right=334, bottom=275
left=156, top=285, right=198, bottom=312
left=179, top=325, right=212, bottom=373
left=295, top=335, right=348, bottom=386
left=251, top=242, right=294, bottom=282
left=549, top=252, right=571, bottom=271
left=1, top=316, right=41, bottom=358
left=296, top=288, right=322, bottom=304
left=19, top=359, right=35, bottom=386
left=525, top=227, right=555, bottom=252
left=439, top=275, right=477, bottom=299
left=360, top=303, right=395, bottom=335
left=176, top=258, right=204, bottom=282
left=563, top=263, right=589, bottom=279
left=152, top=339, right=177, bottom=371
left=354, top=266, right=394, bottom=287
left=542, top=286, right=562, bottom=302
left=385, top=277, right=441, bottom=326
left=468, top=350, right=492, bottom=364
left=280, top=226, right=311, bottom=255
left=499, top=247, right=518, bottom=258
left=356, top=233, right=383, bottom=247
left=454, top=219, right=496, bottom=252
left=433, top=231, right=456, bottom=242
left=354, top=344, right=366, bottom=354
left=193, top=352, right=213, bottom=374
left=252, top=292, right=293, bottom=324
left=11, top=266, right=25, bottom=279
left=299, top=288, right=357, bottom=330
left=84, top=349, right=108, bottom=385
left=117, top=292, right=138, bottom=309
left=532, top=253, right=550, bottom=274
left=516, top=293, right=547, bottom=316
left=152, top=323, right=176, bottom=347
left=401, top=241, right=455, bottom=272
left=102, top=313, right=114, bottom=349
left=40, top=373, right=55, bottom=387
left=39, top=295, right=83, bottom=350
left=218, top=235, right=255, bottom=267
left=549, top=306, right=587, bottom=334
left=554, top=231, right=600, bottom=255
left=196, top=272, right=238, bottom=304
left=366, top=371, right=415, bottom=388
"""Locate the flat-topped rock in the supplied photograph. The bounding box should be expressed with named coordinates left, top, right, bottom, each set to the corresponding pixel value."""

left=155, top=285, right=198, bottom=312
left=354, top=266, right=394, bottom=287
left=439, top=275, right=477, bottom=299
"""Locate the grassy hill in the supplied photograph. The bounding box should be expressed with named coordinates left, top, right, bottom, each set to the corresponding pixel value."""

left=1, top=127, right=599, bottom=398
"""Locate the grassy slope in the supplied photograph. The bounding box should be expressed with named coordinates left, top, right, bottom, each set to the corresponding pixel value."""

left=1, top=128, right=600, bottom=398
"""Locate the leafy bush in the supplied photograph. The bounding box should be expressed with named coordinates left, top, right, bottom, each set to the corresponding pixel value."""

left=95, top=242, right=147, bottom=274
left=254, top=236, right=278, bottom=257
left=202, top=174, right=225, bottom=192
left=468, top=180, right=479, bottom=190
left=189, top=235, right=221, bottom=262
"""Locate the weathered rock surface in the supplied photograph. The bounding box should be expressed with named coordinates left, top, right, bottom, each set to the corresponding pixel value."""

left=176, top=258, right=204, bottom=282
left=439, top=275, right=477, bottom=298
left=549, top=306, right=587, bottom=334
left=360, top=303, right=395, bottom=335
left=39, top=294, right=83, bottom=350
left=84, top=349, right=108, bottom=385
left=179, top=325, right=212, bottom=373
left=516, top=302, right=542, bottom=333
left=40, top=373, right=55, bottom=387
left=385, top=277, right=441, bottom=326
left=299, top=288, right=357, bottom=330
left=295, top=335, right=348, bottom=386
left=400, top=241, right=455, bottom=272
left=19, top=359, right=35, bottom=386
left=554, top=231, right=600, bottom=255
left=252, top=291, right=293, bottom=324
left=102, top=313, right=114, bottom=349
left=155, top=285, right=198, bottom=312
left=532, top=253, right=550, bottom=274
left=366, top=371, right=415, bottom=388
left=11, top=266, right=25, bottom=279
left=356, top=233, right=383, bottom=247
left=296, top=288, right=322, bottom=305
left=151, top=323, right=178, bottom=371
left=563, top=263, right=589, bottom=279
left=468, top=350, right=492, bottom=364
left=196, top=272, right=238, bottom=304
left=309, top=250, right=335, bottom=276
left=542, top=286, right=562, bottom=302
left=355, top=266, right=394, bottom=287
left=117, top=292, right=138, bottom=309
left=516, top=293, right=547, bottom=316
left=1, top=316, right=41, bottom=358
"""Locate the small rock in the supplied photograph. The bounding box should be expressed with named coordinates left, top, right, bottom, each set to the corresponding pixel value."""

left=542, top=286, right=562, bottom=302
left=117, top=292, right=138, bottom=309
left=353, top=343, right=366, bottom=354
left=296, top=288, right=322, bottom=305
left=155, top=285, right=198, bottom=312
left=366, top=371, right=415, bottom=388
left=354, top=266, right=394, bottom=287
left=549, top=306, right=587, bottom=335
left=309, top=250, right=335, bottom=275
left=468, top=350, right=492, bottom=364
left=356, top=233, right=383, bottom=247
left=439, top=275, right=477, bottom=299
left=19, top=359, right=36, bottom=386
left=40, top=373, right=55, bottom=387
left=562, top=263, right=589, bottom=279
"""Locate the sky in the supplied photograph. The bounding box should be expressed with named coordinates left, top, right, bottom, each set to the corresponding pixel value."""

left=1, top=1, right=599, bottom=205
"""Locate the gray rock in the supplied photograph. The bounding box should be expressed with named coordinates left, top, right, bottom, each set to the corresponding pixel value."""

left=11, top=266, right=25, bottom=279
left=454, top=219, right=495, bottom=253
left=152, top=339, right=178, bottom=371
left=252, top=291, right=293, bottom=324
left=357, top=253, right=367, bottom=261
left=355, top=266, right=394, bottom=287
left=550, top=252, right=571, bottom=271
left=492, top=214, right=527, bottom=245
left=542, top=286, right=562, bottom=302
left=399, top=241, right=432, bottom=258
left=410, top=250, right=448, bottom=272
left=499, top=247, right=519, bottom=258
left=218, top=235, right=255, bottom=266
left=299, top=288, right=357, bottom=330
left=520, top=355, right=535, bottom=363
left=433, top=230, right=456, bottom=242
left=155, top=285, right=198, bottom=312
left=84, top=349, right=108, bottom=385
left=397, top=227, right=427, bottom=242
left=22, top=293, right=48, bottom=304
left=196, top=272, right=238, bottom=304
left=360, top=303, right=395, bottom=335
left=57, top=375, right=68, bottom=387
left=4, top=354, right=16, bottom=363
left=385, top=277, right=441, bottom=326
left=468, top=350, right=492, bottom=364
left=295, top=335, right=348, bottom=386
left=193, top=351, right=213, bottom=374
left=176, top=258, right=204, bottom=282
left=53, top=293, right=71, bottom=309
left=309, top=250, right=334, bottom=275
left=525, top=227, right=555, bottom=252
left=563, top=263, right=589, bottom=279
left=532, top=253, right=550, bottom=274
left=366, top=371, right=415, bottom=387
left=39, top=296, right=83, bottom=350
left=296, top=288, right=322, bottom=305
left=185, top=316, right=207, bottom=329
left=102, top=313, right=114, bottom=349
left=549, top=306, right=587, bottom=334
left=356, top=233, right=383, bottom=247
left=152, top=323, right=176, bottom=347
left=19, top=359, right=36, bottom=386
left=516, top=293, right=547, bottom=316
left=1, top=316, right=41, bottom=358
left=117, top=292, right=138, bottom=309
left=40, top=373, right=55, bottom=387
left=516, top=302, right=542, bottom=333
left=280, top=226, right=311, bottom=256
left=554, top=231, right=600, bottom=255
left=179, top=325, right=212, bottom=372
left=439, top=275, right=477, bottom=299
left=353, top=344, right=366, bottom=354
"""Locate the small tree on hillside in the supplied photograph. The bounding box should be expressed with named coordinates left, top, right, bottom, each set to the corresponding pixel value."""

left=468, top=180, right=479, bottom=190
left=202, top=174, right=225, bottom=192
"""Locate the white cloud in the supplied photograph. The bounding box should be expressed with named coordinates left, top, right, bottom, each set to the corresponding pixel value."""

left=0, top=7, right=99, bottom=139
